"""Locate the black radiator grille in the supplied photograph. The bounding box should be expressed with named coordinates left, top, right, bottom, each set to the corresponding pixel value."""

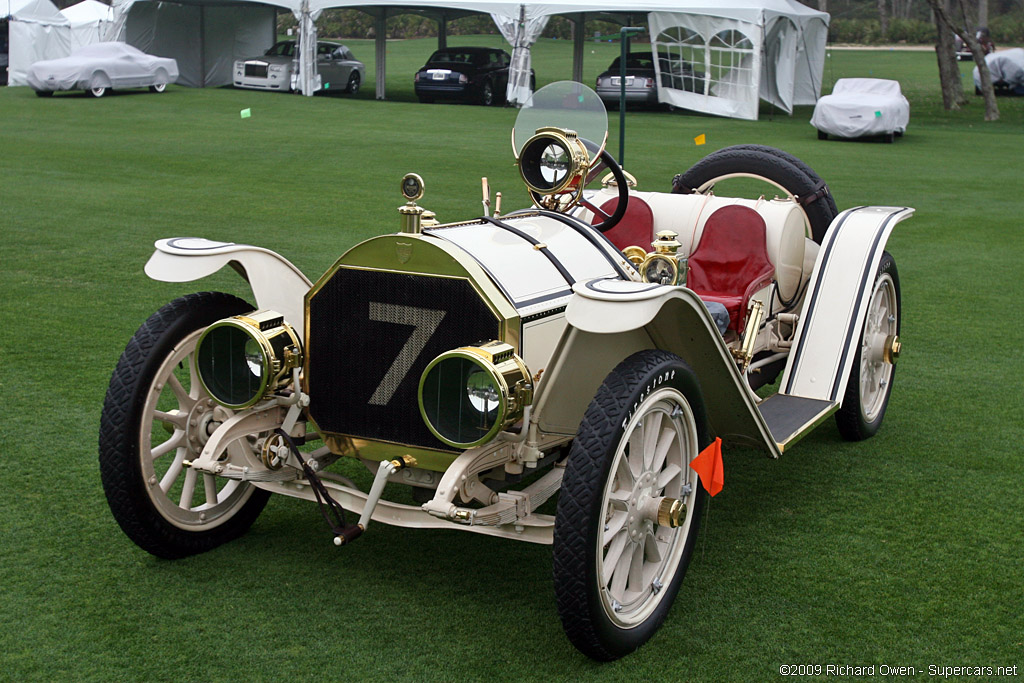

left=307, top=268, right=501, bottom=451
left=245, top=63, right=268, bottom=78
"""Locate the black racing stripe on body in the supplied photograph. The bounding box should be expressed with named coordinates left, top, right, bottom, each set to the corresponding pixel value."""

left=478, top=215, right=576, bottom=287
left=828, top=209, right=904, bottom=401
left=508, top=208, right=634, bottom=281
left=783, top=208, right=864, bottom=394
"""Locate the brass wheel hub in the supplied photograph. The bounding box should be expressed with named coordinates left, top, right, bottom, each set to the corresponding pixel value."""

left=185, top=397, right=220, bottom=452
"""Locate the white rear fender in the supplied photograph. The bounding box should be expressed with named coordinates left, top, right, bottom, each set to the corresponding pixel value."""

left=145, top=238, right=312, bottom=341
left=780, top=206, right=914, bottom=403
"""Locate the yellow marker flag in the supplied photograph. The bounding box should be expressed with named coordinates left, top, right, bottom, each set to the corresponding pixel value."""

left=694, top=134, right=706, bottom=146
left=240, top=108, right=252, bottom=119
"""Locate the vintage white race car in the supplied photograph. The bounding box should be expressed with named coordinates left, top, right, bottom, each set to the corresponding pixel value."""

left=99, top=82, right=910, bottom=660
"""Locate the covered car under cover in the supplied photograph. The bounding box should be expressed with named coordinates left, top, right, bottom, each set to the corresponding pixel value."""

left=26, top=41, right=177, bottom=93
left=973, top=48, right=1024, bottom=95
left=810, top=78, right=909, bottom=140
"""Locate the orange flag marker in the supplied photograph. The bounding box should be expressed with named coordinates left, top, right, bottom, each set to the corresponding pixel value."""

left=689, top=437, right=723, bottom=496
left=694, top=133, right=706, bottom=146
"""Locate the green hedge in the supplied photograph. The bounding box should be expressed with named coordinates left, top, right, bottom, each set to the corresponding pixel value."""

left=829, top=14, right=1024, bottom=45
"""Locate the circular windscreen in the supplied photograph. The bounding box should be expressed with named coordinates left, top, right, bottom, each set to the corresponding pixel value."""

left=513, top=81, right=608, bottom=161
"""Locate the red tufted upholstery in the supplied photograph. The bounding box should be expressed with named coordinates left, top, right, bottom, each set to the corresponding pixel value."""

left=687, top=205, right=775, bottom=331
left=596, top=196, right=655, bottom=251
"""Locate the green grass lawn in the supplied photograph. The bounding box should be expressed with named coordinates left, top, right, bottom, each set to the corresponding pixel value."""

left=2, top=38, right=1022, bottom=681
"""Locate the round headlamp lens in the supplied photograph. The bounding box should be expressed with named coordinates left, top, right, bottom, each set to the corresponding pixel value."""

left=521, top=136, right=571, bottom=192
left=244, top=337, right=264, bottom=377
left=539, top=144, right=570, bottom=184
left=466, top=368, right=500, bottom=413
left=197, top=323, right=268, bottom=408
left=420, top=355, right=503, bottom=448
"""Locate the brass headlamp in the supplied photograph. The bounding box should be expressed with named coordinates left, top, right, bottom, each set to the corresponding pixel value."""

left=196, top=309, right=302, bottom=409
left=517, top=126, right=591, bottom=212
left=639, top=230, right=686, bottom=286
left=418, top=340, right=532, bottom=449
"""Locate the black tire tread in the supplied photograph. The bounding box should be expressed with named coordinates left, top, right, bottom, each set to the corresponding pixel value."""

left=672, top=146, right=837, bottom=243
left=99, top=292, right=270, bottom=559
left=553, top=349, right=709, bottom=661
left=725, top=144, right=839, bottom=218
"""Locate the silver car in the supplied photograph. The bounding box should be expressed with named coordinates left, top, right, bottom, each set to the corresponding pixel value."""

left=233, top=40, right=364, bottom=94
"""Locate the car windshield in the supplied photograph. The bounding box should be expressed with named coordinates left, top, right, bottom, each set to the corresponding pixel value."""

left=265, top=42, right=297, bottom=58
left=428, top=50, right=487, bottom=66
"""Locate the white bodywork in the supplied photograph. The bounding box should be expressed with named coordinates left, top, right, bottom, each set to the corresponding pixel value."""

left=25, top=41, right=177, bottom=92
left=780, top=206, right=913, bottom=402
left=143, top=193, right=908, bottom=538
left=144, top=237, right=310, bottom=341
left=811, top=78, right=910, bottom=138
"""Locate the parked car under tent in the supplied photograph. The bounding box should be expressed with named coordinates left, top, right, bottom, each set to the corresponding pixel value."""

left=106, top=0, right=828, bottom=121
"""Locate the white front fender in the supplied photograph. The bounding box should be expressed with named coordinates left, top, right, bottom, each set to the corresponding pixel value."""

left=144, top=238, right=312, bottom=340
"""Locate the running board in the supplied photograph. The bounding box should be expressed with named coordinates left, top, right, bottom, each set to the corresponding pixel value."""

left=758, top=394, right=838, bottom=453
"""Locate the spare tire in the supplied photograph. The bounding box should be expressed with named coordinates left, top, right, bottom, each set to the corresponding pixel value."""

left=671, top=145, right=837, bottom=243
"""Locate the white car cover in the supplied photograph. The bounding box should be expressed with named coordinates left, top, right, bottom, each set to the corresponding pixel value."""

left=25, top=41, right=177, bottom=92
left=973, top=48, right=1024, bottom=92
left=810, top=78, right=910, bottom=138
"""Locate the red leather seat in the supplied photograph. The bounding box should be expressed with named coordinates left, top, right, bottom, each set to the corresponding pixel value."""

left=687, top=205, right=775, bottom=331
left=597, top=196, right=654, bottom=251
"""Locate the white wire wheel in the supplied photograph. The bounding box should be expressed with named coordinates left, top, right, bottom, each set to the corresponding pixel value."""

left=99, top=292, right=270, bottom=558
left=554, top=349, right=708, bottom=661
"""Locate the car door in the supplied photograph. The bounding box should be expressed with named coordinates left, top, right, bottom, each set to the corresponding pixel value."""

left=495, top=50, right=511, bottom=94
left=332, top=47, right=355, bottom=87
left=317, top=43, right=340, bottom=89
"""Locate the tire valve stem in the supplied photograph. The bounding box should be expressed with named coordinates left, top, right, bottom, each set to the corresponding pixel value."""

left=612, top=600, right=623, bottom=613
left=652, top=577, right=664, bottom=594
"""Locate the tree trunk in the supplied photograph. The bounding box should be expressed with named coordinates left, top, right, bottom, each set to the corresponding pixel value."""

left=878, top=0, right=889, bottom=40
left=935, top=26, right=965, bottom=109
left=926, top=0, right=999, bottom=120
left=978, top=0, right=988, bottom=28
left=818, top=0, right=828, bottom=12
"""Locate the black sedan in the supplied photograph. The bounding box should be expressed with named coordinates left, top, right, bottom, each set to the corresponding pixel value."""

left=414, top=47, right=531, bottom=106
left=595, top=52, right=704, bottom=107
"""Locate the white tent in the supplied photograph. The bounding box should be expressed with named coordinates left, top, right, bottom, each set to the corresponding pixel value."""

left=107, top=0, right=278, bottom=87
left=106, top=0, right=828, bottom=120
left=3, top=0, right=71, bottom=86
left=61, top=0, right=114, bottom=50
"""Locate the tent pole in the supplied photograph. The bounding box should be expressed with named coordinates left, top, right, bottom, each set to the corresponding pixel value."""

left=199, top=5, right=206, bottom=87
left=571, top=12, right=585, bottom=83
left=618, top=26, right=643, bottom=166
left=438, top=11, right=446, bottom=50
left=375, top=11, right=386, bottom=100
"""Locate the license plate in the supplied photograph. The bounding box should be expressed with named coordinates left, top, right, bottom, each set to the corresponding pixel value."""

left=431, top=70, right=449, bottom=80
